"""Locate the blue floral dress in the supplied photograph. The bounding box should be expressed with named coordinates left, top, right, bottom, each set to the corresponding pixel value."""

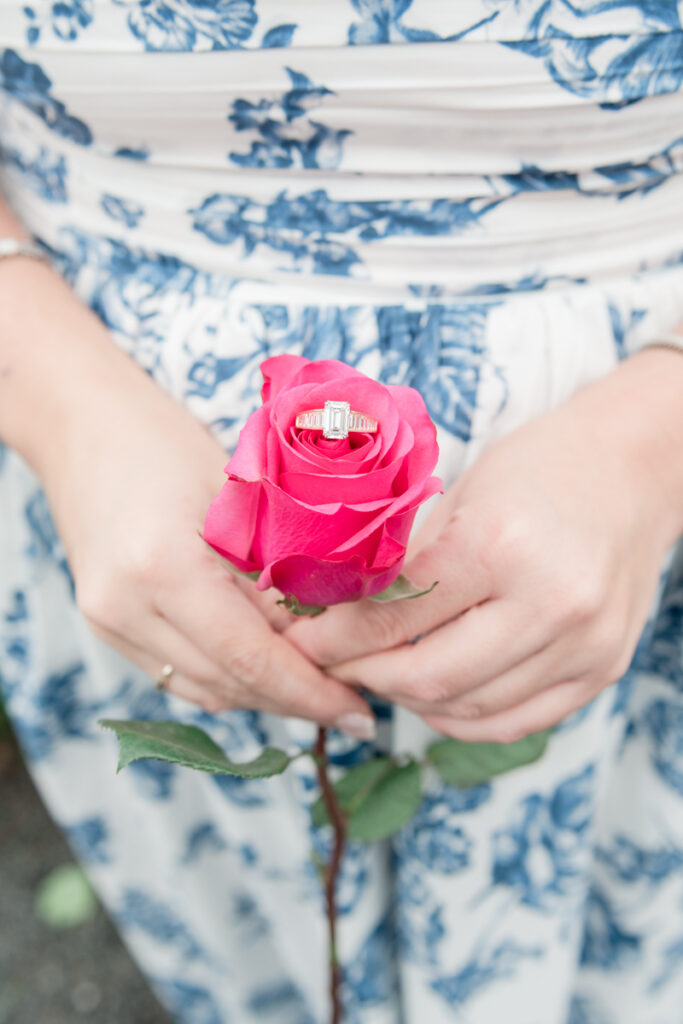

left=1, top=3, right=683, bottom=1023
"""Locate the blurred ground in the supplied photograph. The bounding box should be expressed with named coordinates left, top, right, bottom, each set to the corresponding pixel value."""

left=0, top=734, right=173, bottom=1024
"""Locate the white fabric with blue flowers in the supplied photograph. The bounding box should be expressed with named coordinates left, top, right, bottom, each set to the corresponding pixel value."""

left=2, top=3, right=683, bottom=1023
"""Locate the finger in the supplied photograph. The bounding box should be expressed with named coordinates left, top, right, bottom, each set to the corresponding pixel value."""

left=328, top=600, right=552, bottom=704
left=422, top=677, right=597, bottom=745
left=231, top=573, right=296, bottom=632
left=286, top=510, right=494, bottom=667
left=156, top=555, right=377, bottom=730
left=88, top=618, right=238, bottom=714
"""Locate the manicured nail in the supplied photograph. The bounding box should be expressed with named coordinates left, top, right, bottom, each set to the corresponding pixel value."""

left=334, top=713, right=377, bottom=741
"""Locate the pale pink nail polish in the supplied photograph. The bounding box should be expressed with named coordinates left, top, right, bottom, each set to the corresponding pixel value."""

left=334, top=713, right=377, bottom=741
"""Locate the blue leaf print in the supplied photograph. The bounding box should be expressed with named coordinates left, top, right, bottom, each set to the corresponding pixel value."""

left=114, top=0, right=257, bottom=52
left=641, top=698, right=683, bottom=794
left=0, top=49, right=92, bottom=145
left=127, top=757, right=178, bottom=800
left=492, top=765, right=596, bottom=909
left=155, top=979, right=223, bottom=1024
left=343, top=913, right=398, bottom=1014
left=121, top=889, right=209, bottom=962
left=596, top=835, right=683, bottom=884
left=347, top=0, right=490, bottom=45
left=0, top=143, right=68, bottom=203
left=492, top=1, right=683, bottom=105
left=22, top=0, right=94, bottom=45
left=182, top=822, right=228, bottom=864
left=100, top=193, right=145, bottom=228
left=64, top=816, right=110, bottom=865
left=431, top=940, right=544, bottom=1008
left=245, top=980, right=314, bottom=1022
left=228, top=68, right=350, bottom=171
left=261, top=24, right=297, bottom=49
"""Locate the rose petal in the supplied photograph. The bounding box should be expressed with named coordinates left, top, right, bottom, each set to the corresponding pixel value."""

left=259, top=551, right=403, bottom=606
left=203, top=478, right=263, bottom=572
left=279, top=457, right=402, bottom=504
left=253, top=479, right=379, bottom=566
left=260, top=354, right=310, bottom=403
left=225, top=405, right=271, bottom=481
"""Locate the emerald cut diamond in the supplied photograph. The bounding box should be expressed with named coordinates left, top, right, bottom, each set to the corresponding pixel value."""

left=322, top=400, right=351, bottom=439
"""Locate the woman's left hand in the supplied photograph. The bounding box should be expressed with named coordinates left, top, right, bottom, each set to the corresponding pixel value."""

left=286, top=348, right=683, bottom=742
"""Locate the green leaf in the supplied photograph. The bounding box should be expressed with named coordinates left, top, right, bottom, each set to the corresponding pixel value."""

left=311, top=756, right=395, bottom=828
left=348, top=760, right=422, bottom=842
left=99, top=719, right=290, bottom=778
left=370, top=575, right=438, bottom=603
left=426, top=729, right=553, bottom=788
left=34, top=864, right=97, bottom=930
left=276, top=594, right=327, bottom=617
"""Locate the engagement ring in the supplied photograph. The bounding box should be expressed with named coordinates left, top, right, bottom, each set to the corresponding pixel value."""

left=295, top=400, right=378, bottom=439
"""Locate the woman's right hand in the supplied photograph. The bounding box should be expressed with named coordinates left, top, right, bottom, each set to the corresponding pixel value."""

left=0, top=244, right=376, bottom=739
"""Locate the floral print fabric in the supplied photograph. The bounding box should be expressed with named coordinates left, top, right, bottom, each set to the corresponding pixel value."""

left=1, top=2, right=683, bottom=1022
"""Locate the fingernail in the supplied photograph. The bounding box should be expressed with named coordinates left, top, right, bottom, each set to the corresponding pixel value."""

left=334, top=713, right=377, bottom=741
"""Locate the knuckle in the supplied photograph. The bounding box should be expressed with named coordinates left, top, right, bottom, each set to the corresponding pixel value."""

left=226, top=642, right=270, bottom=690
left=484, top=512, right=535, bottom=569
left=482, top=719, right=529, bottom=744
left=363, top=603, right=404, bottom=652
left=415, top=674, right=455, bottom=704
left=559, top=573, right=604, bottom=627
left=76, top=577, right=122, bottom=631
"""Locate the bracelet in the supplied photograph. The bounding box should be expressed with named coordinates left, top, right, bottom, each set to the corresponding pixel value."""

left=639, top=331, right=683, bottom=355
left=0, top=237, right=50, bottom=264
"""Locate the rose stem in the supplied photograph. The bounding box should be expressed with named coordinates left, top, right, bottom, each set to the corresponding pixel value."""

left=314, top=725, right=347, bottom=1024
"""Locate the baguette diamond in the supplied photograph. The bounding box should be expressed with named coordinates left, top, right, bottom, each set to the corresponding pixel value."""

left=295, top=400, right=378, bottom=439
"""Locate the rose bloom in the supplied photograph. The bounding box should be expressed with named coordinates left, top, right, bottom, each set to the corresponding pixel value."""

left=203, top=355, right=442, bottom=606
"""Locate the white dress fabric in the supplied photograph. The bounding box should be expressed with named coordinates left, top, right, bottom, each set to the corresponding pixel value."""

left=1, top=3, right=683, bottom=1023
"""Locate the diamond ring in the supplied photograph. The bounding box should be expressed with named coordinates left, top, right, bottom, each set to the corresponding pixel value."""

left=295, top=400, right=378, bottom=440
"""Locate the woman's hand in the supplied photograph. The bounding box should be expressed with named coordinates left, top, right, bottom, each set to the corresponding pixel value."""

left=287, top=347, right=683, bottom=742
left=0, top=247, right=375, bottom=737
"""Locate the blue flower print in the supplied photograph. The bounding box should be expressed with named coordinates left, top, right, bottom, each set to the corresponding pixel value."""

left=65, top=816, right=111, bottom=865
left=492, top=765, right=596, bottom=909
left=229, top=69, right=351, bottom=171
left=154, top=979, right=223, bottom=1024
left=113, top=0, right=257, bottom=52
left=0, top=50, right=92, bottom=146
left=347, top=0, right=495, bottom=45
left=100, top=193, right=145, bottom=228
left=23, top=0, right=93, bottom=46
left=430, top=940, right=544, bottom=1010
left=580, top=887, right=640, bottom=969
left=640, top=699, right=683, bottom=795
left=0, top=142, right=68, bottom=203
left=484, top=0, right=683, bottom=106
left=120, top=889, right=210, bottom=962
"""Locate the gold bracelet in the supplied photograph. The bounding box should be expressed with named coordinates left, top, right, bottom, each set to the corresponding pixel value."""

left=0, top=237, right=49, bottom=264
left=639, top=331, right=683, bottom=355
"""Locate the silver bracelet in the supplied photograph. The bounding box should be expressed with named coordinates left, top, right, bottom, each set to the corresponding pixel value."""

left=0, top=237, right=50, bottom=264
left=639, top=331, right=683, bottom=355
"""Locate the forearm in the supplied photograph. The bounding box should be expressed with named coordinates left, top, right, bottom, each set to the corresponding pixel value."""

left=558, top=335, right=683, bottom=547
left=0, top=199, right=157, bottom=484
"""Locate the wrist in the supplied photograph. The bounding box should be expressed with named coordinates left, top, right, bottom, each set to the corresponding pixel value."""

left=563, top=345, right=683, bottom=548
left=0, top=253, right=148, bottom=485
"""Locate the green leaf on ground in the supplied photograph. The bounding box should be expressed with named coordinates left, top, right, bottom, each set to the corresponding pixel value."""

left=34, top=864, right=97, bottom=930
left=311, top=756, right=395, bottom=828
left=99, top=719, right=290, bottom=778
left=426, top=729, right=553, bottom=788
left=370, top=575, right=438, bottom=603
left=277, top=594, right=327, bottom=617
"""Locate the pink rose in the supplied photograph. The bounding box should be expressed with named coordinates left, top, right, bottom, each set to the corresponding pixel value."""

left=203, top=355, right=442, bottom=606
